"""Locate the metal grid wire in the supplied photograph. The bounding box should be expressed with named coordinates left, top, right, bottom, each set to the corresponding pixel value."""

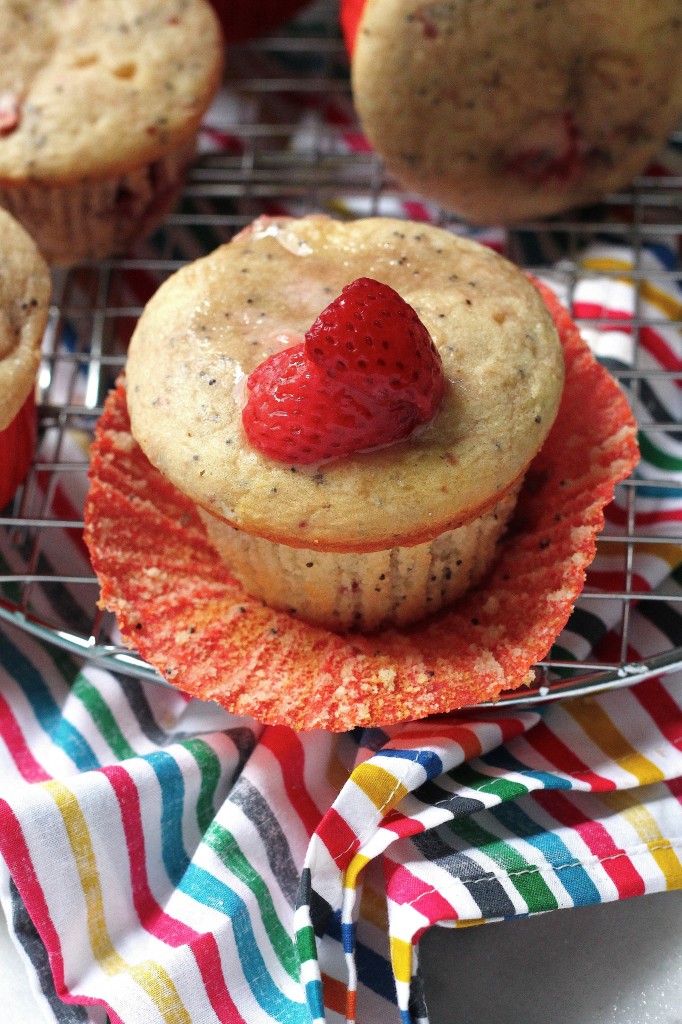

left=1, top=0, right=681, bottom=703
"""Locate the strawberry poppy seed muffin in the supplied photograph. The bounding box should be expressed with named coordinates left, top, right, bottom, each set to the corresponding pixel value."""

left=345, top=0, right=682, bottom=224
left=0, top=209, right=51, bottom=509
left=0, top=0, right=223, bottom=266
left=125, top=214, right=564, bottom=631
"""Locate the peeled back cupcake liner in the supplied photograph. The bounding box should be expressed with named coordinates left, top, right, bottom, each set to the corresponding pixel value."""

left=0, top=141, right=197, bottom=267
left=84, top=282, right=639, bottom=731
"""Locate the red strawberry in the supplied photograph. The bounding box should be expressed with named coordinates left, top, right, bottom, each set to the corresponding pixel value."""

left=242, top=278, right=446, bottom=464
left=305, top=277, right=444, bottom=419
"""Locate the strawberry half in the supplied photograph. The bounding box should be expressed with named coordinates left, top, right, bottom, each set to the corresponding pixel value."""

left=242, top=277, right=446, bottom=464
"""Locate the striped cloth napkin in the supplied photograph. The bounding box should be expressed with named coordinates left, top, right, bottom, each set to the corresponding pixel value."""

left=0, top=237, right=681, bottom=1024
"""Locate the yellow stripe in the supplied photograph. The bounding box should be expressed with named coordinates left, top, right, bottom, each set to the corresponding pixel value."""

left=359, top=883, right=389, bottom=932
left=565, top=698, right=665, bottom=786
left=351, top=763, right=409, bottom=812
left=389, top=936, right=413, bottom=985
left=43, top=781, right=191, bottom=1024
left=344, top=853, right=371, bottom=891
left=581, top=256, right=682, bottom=321
left=599, top=789, right=682, bottom=889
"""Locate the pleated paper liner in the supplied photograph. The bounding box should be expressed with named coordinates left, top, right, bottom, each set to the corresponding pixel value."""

left=84, top=283, right=639, bottom=731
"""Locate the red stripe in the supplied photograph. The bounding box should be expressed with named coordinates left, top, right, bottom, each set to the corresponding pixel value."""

left=640, top=326, right=682, bottom=377
left=100, top=765, right=247, bottom=1023
left=531, top=790, right=646, bottom=898
left=572, top=304, right=682, bottom=381
left=631, top=678, right=682, bottom=752
left=0, top=799, right=120, bottom=1017
left=394, top=712, right=530, bottom=758
left=0, top=693, right=51, bottom=782
left=667, top=776, right=682, bottom=802
left=381, top=809, right=427, bottom=839
left=585, top=568, right=651, bottom=594
left=384, top=859, right=459, bottom=927
left=316, top=807, right=359, bottom=867
left=402, top=199, right=435, bottom=222
left=523, top=721, right=616, bottom=790
left=259, top=726, right=323, bottom=838
left=604, top=501, right=682, bottom=527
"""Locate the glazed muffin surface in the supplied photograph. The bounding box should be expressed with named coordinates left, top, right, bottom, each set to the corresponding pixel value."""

left=126, top=215, right=564, bottom=551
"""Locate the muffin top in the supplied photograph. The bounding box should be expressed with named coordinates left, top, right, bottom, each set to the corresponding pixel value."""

left=126, top=215, right=564, bottom=552
left=0, top=0, right=223, bottom=185
left=0, top=208, right=51, bottom=429
left=349, top=0, right=682, bottom=223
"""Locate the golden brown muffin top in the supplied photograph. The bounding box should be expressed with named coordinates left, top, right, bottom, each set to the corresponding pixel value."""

left=0, top=0, right=223, bottom=185
left=0, top=208, right=51, bottom=429
left=351, top=0, right=682, bottom=223
left=126, top=215, right=564, bottom=551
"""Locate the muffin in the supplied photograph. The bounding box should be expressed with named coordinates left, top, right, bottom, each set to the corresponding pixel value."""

left=0, top=208, right=51, bottom=509
left=125, top=214, right=564, bottom=632
left=0, top=0, right=224, bottom=266
left=344, top=0, right=682, bottom=224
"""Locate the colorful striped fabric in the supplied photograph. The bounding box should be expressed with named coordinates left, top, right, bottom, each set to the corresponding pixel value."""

left=0, top=240, right=681, bottom=1023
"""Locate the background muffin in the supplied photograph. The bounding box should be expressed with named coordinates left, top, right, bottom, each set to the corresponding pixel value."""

left=125, top=215, right=564, bottom=630
left=0, top=0, right=224, bottom=266
left=344, top=0, right=682, bottom=224
left=0, top=209, right=51, bottom=509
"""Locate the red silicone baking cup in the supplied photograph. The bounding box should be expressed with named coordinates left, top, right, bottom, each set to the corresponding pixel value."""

left=85, top=283, right=639, bottom=731
left=0, top=392, right=37, bottom=510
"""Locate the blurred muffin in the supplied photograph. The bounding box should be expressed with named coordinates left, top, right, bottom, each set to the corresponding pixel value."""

left=0, top=0, right=224, bottom=266
left=344, top=0, right=682, bottom=224
left=125, top=214, right=564, bottom=631
left=0, top=209, right=51, bottom=509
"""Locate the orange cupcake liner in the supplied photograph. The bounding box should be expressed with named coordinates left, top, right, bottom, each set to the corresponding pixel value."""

left=84, top=282, right=639, bottom=731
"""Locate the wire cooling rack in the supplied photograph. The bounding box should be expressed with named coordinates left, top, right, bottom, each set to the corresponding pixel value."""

left=1, top=0, right=681, bottom=705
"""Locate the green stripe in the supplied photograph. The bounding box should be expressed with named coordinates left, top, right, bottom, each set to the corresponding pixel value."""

left=203, top=822, right=300, bottom=981
left=452, top=762, right=529, bottom=803
left=447, top=815, right=558, bottom=913
left=182, top=738, right=221, bottom=834
left=73, top=674, right=136, bottom=760
left=637, top=431, right=682, bottom=473
left=295, top=924, right=317, bottom=964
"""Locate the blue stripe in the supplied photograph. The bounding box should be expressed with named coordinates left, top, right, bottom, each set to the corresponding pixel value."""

left=490, top=801, right=601, bottom=906
left=0, top=631, right=98, bottom=771
left=145, top=750, right=307, bottom=1023
left=630, top=482, right=682, bottom=500
left=180, top=864, right=308, bottom=1023
left=481, top=746, right=573, bottom=791
left=341, top=919, right=354, bottom=954
left=304, top=979, right=325, bottom=1020
left=326, top=910, right=396, bottom=1002
left=145, top=752, right=189, bottom=881
left=378, top=747, right=444, bottom=780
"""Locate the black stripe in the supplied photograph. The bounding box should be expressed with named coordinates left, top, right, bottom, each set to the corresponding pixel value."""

left=638, top=379, right=682, bottom=443
left=298, top=867, right=334, bottom=937
left=8, top=878, right=89, bottom=1022
left=636, top=599, right=682, bottom=646
left=415, top=779, right=488, bottom=819
left=411, top=830, right=517, bottom=919
left=229, top=778, right=300, bottom=907
left=563, top=605, right=608, bottom=650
